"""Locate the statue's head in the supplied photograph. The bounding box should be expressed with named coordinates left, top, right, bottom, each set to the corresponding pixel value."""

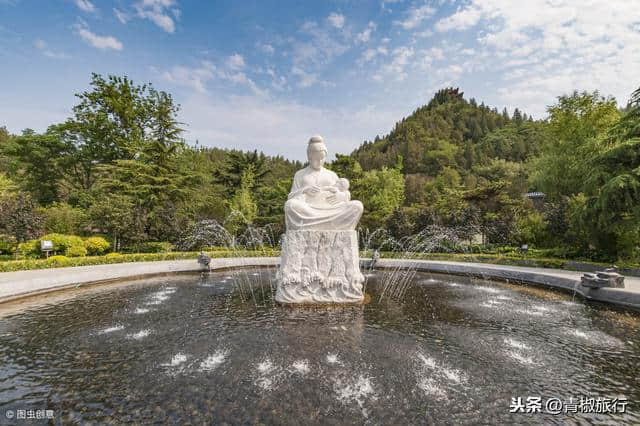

left=307, top=135, right=327, bottom=170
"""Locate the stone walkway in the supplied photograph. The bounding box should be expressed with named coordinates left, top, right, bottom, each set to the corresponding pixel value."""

left=0, top=257, right=638, bottom=310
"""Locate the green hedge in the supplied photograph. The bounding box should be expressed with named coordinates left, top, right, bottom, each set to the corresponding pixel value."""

left=0, top=249, right=279, bottom=273
left=122, top=241, right=173, bottom=254
left=1, top=247, right=636, bottom=274
left=373, top=251, right=638, bottom=270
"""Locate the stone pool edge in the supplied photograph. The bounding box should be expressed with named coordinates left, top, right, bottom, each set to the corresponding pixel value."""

left=375, top=259, right=640, bottom=312
left=0, top=257, right=278, bottom=305
left=0, top=257, right=639, bottom=311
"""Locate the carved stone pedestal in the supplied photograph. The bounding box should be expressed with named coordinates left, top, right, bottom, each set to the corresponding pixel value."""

left=276, top=230, right=365, bottom=304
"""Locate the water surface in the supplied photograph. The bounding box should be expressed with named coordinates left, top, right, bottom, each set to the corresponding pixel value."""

left=0, top=269, right=638, bottom=424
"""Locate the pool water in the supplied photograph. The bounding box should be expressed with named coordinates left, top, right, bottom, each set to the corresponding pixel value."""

left=0, top=269, right=638, bottom=424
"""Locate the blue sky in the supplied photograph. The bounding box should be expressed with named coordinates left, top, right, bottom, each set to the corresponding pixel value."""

left=1, top=0, right=639, bottom=160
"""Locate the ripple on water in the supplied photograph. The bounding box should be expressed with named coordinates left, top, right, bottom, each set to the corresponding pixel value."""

left=199, top=350, right=228, bottom=371
left=326, top=353, right=340, bottom=365
left=144, top=288, right=177, bottom=305
left=480, top=299, right=504, bottom=308
left=506, top=350, right=536, bottom=366
left=128, top=329, right=151, bottom=339
left=515, top=308, right=545, bottom=317
left=417, top=353, right=437, bottom=369
left=98, top=325, right=124, bottom=334
left=495, top=295, right=512, bottom=301
left=474, top=286, right=502, bottom=294
left=417, top=376, right=447, bottom=399
left=290, top=359, right=310, bottom=375
left=568, top=329, right=624, bottom=347
left=416, top=352, right=466, bottom=384
left=257, top=359, right=274, bottom=373
left=560, top=300, right=582, bottom=307
left=334, top=374, right=377, bottom=418
left=254, top=358, right=283, bottom=391
left=162, top=352, right=187, bottom=367
left=504, top=338, right=530, bottom=351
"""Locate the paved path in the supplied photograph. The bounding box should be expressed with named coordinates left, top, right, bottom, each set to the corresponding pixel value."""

left=0, top=257, right=638, bottom=310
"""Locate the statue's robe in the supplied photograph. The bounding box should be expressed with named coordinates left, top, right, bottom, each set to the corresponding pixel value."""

left=284, top=167, right=363, bottom=231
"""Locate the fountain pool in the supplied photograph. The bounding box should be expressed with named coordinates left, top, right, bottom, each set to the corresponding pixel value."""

left=0, top=268, right=638, bottom=424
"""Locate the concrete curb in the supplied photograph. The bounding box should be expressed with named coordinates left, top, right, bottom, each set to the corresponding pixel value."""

left=0, top=257, right=278, bottom=304
left=0, top=257, right=639, bottom=311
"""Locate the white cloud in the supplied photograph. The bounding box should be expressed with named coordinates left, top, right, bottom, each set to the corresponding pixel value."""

left=34, top=39, right=69, bottom=58
left=435, top=5, right=481, bottom=32
left=258, top=43, right=275, bottom=54
left=162, top=60, right=216, bottom=93
left=161, top=58, right=266, bottom=97
left=373, top=46, right=414, bottom=81
left=113, top=8, right=130, bottom=24
left=74, top=0, right=96, bottom=13
left=226, top=53, right=245, bottom=71
left=177, top=92, right=399, bottom=161
left=327, top=12, right=345, bottom=29
left=414, top=47, right=445, bottom=71
left=381, top=0, right=404, bottom=11
left=393, top=4, right=435, bottom=30
left=357, top=45, right=388, bottom=65
left=291, top=66, right=318, bottom=88
left=220, top=71, right=267, bottom=97
left=356, top=21, right=376, bottom=43
left=134, top=0, right=179, bottom=33
left=287, top=17, right=352, bottom=87
left=432, top=0, right=640, bottom=116
left=360, top=48, right=377, bottom=63
left=264, top=67, right=287, bottom=90
left=75, top=24, right=123, bottom=50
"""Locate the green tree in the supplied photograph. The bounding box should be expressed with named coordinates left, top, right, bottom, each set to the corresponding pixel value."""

left=0, top=192, right=44, bottom=242
left=579, top=87, right=640, bottom=259
left=0, top=126, right=12, bottom=173
left=6, top=129, right=69, bottom=205
left=49, top=73, right=182, bottom=199
left=255, top=177, right=291, bottom=226
left=87, top=194, right=138, bottom=251
left=352, top=166, right=405, bottom=229
left=225, top=167, right=259, bottom=235
left=531, top=90, right=620, bottom=197
left=214, top=150, right=270, bottom=194
left=0, top=173, right=17, bottom=199
left=40, top=202, right=88, bottom=235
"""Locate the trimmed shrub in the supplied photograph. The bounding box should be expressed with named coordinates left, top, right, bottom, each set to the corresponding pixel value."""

left=105, top=252, right=122, bottom=259
left=84, top=237, right=111, bottom=256
left=17, top=239, right=39, bottom=258
left=47, top=255, right=71, bottom=267
left=65, top=244, right=87, bottom=257
left=39, top=234, right=75, bottom=252
left=127, top=241, right=173, bottom=253
left=39, top=234, right=84, bottom=256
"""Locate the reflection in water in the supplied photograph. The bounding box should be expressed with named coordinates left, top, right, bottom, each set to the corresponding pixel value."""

left=0, top=270, right=638, bottom=424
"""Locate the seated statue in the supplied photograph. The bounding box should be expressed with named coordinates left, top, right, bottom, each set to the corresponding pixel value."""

left=284, top=136, right=363, bottom=231
left=277, top=135, right=365, bottom=303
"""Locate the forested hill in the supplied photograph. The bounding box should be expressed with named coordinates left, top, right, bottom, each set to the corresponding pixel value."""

left=351, top=88, right=547, bottom=177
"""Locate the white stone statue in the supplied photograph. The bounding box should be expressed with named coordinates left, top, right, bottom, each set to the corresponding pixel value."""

left=276, top=135, right=365, bottom=304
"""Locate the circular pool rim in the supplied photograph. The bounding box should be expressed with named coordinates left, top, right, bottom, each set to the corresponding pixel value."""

left=0, top=257, right=639, bottom=311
